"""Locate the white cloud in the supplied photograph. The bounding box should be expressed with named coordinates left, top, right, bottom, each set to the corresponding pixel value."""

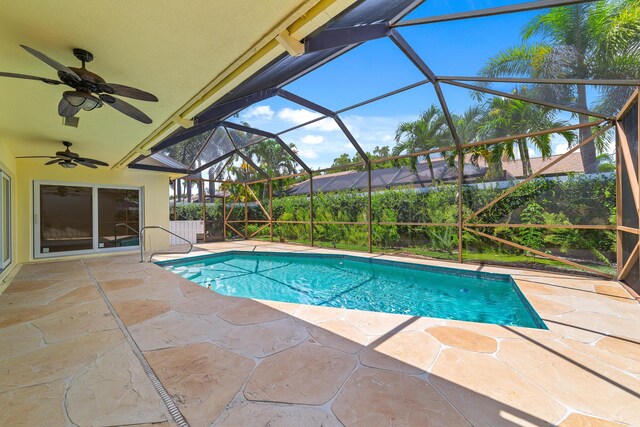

left=301, top=135, right=324, bottom=145
left=551, top=134, right=570, bottom=155
left=241, top=105, right=274, bottom=121
left=296, top=148, right=319, bottom=159
left=277, top=108, right=338, bottom=131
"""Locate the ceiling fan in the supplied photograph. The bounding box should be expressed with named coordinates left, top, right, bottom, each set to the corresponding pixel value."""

left=17, top=141, right=109, bottom=169
left=0, top=45, right=158, bottom=124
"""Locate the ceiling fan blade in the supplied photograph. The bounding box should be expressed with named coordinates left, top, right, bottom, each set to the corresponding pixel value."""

left=58, top=98, right=81, bottom=117
left=77, top=157, right=109, bottom=167
left=75, top=159, right=98, bottom=169
left=0, top=71, right=61, bottom=85
left=45, top=159, right=61, bottom=165
left=100, top=83, right=158, bottom=102
left=20, top=45, right=80, bottom=81
left=99, top=94, right=152, bottom=124
left=16, top=155, right=58, bottom=159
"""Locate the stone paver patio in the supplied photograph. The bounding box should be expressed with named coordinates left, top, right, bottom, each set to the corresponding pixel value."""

left=0, top=240, right=639, bottom=426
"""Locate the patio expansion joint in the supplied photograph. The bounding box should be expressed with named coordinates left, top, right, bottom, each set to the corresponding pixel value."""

left=80, top=259, right=190, bottom=427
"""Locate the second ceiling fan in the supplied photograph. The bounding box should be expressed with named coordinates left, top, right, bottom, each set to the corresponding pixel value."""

left=0, top=45, right=158, bottom=124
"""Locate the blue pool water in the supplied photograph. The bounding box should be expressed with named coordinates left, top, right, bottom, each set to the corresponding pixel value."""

left=159, top=251, right=546, bottom=329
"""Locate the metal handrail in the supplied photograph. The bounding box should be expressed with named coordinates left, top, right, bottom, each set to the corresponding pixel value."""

left=114, top=223, right=140, bottom=247
left=139, top=225, right=193, bottom=262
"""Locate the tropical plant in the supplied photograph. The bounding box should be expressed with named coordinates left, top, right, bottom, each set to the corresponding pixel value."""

left=479, top=94, right=575, bottom=176
left=518, top=202, right=545, bottom=255
left=481, top=0, right=640, bottom=173
left=393, top=105, right=449, bottom=179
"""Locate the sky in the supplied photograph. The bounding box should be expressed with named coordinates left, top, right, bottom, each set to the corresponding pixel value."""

left=224, top=1, right=604, bottom=170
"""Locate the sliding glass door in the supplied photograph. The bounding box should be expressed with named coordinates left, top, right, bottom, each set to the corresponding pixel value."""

left=39, top=185, right=93, bottom=254
left=0, top=171, right=10, bottom=270
left=34, top=182, right=142, bottom=258
left=98, top=188, right=140, bottom=248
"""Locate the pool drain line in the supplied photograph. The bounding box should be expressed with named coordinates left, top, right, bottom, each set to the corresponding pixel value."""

left=82, top=260, right=190, bottom=427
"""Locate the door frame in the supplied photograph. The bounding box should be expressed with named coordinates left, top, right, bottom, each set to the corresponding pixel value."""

left=33, top=180, right=144, bottom=259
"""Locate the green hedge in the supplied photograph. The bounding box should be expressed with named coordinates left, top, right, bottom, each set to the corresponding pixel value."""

left=171, top=175, right=616, bottom=272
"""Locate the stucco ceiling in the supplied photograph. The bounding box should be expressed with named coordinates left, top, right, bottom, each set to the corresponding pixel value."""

left=0, top=0, right=348, bottom=167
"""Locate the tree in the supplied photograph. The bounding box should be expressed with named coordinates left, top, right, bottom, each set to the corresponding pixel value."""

left=245, top=139, right=298, bottom=177
left=442, top=104, right=502, bottom=178
left=331, top=153, right=353, bottom=168
left=393, top=105, right=449, bottom=180
left=479, top=94, right=575, bottom=176
left=245, top=139, right=299, bottom=198
left=481, top=0, right=640, bottom=173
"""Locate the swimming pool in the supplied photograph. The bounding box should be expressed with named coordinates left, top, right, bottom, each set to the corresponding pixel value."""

left=159, top=251, right=546, bottom=329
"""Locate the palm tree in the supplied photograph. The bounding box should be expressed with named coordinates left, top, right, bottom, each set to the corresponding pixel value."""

left=480, top=95, right=575, bottom=176
left=245, top=139, right=298, bottom=177
left=393, top=105, right=449, bottom=180
left=480, top=0, right=640, bottom=173
left=244, top=139, right=299, bottom=198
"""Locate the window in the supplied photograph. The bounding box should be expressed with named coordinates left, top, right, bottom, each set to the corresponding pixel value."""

left=0, top=171, right=10, bottom=271
left=34, top=182, right=142, bottom=258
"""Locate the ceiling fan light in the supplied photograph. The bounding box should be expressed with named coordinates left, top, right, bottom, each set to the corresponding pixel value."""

left=63, top=91, right=86, bottom=107
left=81, top=97, right=99, bottom=111
left=60, top=161, right=76, bottom=169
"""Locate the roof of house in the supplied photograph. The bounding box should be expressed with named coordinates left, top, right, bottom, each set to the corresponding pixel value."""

left=286, top=152, right=587, bottom=195
left=285, top=159, right=486, bottom=195
left=474, top=151, right=585, bottom=178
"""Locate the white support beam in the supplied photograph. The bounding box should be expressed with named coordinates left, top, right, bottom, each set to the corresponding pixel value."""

left=173, top=116, right=194, bottom=129
left=276, top=29, right=305, bottom=57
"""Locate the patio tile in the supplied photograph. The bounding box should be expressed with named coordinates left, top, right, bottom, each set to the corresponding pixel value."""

left=0, top=322, right=43, bottom=358
left=112, top=299, right=172, bottom=325
left=217, top=298, right=291, bottom=325
left=344, top=310, right=439, bottom=336
left=2, top=244, right=638, bottom=427
left=100, top=277, right=146, bottom=292
left=561, top=337, right=640, bottom=375
left=66, top=342, right=171, bottom=426
left=594, top=284, right=634, bottom=300
left=559, top=413, right=627, bottom=426
left=216, top=401, right=342, bottom=427
left=129, top=311, right=233, bottom=351
left=360, top=330, right=440, bottom=375
left=171, top=292, right=239, bottom=315
left=526, top=294, right=576, bottom=316
left=105, top=283, right=184, bottom=302
left=257, top=299, right=300, bottom=315
left=1, top=278, right=59, bottom=293
left=595, top=335, right=640, bottom=364
left=145, top=342, right=254, bottom=427
left=293, top=304, right=346, bottom=323
left=0, top=329, right=124, bottom=393
left=18, top=259, right=85, bottom=274
left=497, top=339, right=640, bottom=425
left=444, top=319, right=559, bottom=341
left=31, top=300, right=118, bottom=343
left=549, top=310, right=640, bottom=342
left=178, top=280, right=214, bottom=298
left=306, top=319, right=368, bottom=353
left=332, top=367, right=470, bottom=427
left=215, top=316, right=308, bottom=358
left=245, top=341, right=356, bottom=405
left=0, top=381, right=67, bottom=427
left=427, top=326, right=497, bottom=353
left=430, top=347, right=566, bottom=426
left=0, top=280, right=89, bottom=305
left=50, top=284, right=102, bottom=304
left=0, top=304, right=72, bottom=329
